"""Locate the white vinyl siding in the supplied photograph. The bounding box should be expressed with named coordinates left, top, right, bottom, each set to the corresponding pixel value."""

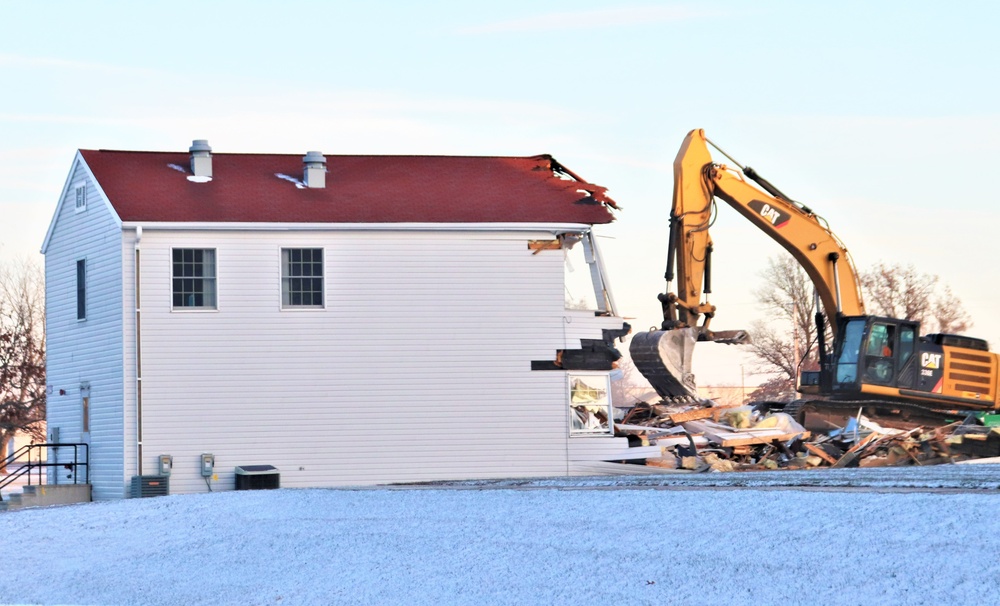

left=44, top=158, right=126, bottom=499
left=133, top=229, right=625, bottom=494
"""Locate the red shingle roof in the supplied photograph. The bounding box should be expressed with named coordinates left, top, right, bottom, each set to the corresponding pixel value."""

left=80, top=150, right=618, bottom=225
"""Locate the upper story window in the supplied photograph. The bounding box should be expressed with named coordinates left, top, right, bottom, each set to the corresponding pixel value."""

left=74, top=183, right=87, bottom=212
left=172, top=249, right=217, bottom=310
left=281, top=248, right=324, bottom=308
left=76, top=259, right=87, bottom=321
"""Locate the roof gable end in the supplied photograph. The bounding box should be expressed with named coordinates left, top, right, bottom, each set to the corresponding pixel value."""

left=41, top=151, right=123, bottom=254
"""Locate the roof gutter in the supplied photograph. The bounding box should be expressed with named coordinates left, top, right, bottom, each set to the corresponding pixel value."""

left=119, top=222, right=597, bottom=234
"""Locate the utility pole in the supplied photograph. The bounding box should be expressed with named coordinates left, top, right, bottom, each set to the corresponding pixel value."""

left=792, top=300, right=801, bottom=379
left=741, top=364, right=746, bottom=405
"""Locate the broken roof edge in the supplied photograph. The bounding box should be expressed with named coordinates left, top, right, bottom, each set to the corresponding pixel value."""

left=544, top=155, right=619, bottom=210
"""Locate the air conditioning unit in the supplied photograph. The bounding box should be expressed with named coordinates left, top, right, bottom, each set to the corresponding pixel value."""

left=130, top=475, right=170, bottom=498
left=235, top=465, right=280, bottom=490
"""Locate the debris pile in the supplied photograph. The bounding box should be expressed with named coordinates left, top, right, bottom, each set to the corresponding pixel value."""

left=615, top=401, right=1000, bottom=471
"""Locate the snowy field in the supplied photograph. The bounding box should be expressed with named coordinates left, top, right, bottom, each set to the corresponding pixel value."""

left=2, top=471, right=1000, bottom=606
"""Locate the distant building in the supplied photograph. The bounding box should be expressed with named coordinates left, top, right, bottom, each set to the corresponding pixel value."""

left=42, top=141, right=634, bottom=499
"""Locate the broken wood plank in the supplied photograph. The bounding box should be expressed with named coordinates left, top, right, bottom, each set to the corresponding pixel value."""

left=804, top=443, right=839, bottom=465
left=832, top=432, right=879, bottom=468
left=717, top=430, right=810, bottom=448
left=528, top=239, right=562, bottom=254
left=667, top=405, right=740, bottom=424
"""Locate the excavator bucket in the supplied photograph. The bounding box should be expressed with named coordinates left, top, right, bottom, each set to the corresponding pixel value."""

left=630, top=328, right=700, bottom=399
left=630, top=328, right=751, bottom=400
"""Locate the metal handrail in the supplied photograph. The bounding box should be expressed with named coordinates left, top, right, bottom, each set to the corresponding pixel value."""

left=0, top=443, right=90, bottom=500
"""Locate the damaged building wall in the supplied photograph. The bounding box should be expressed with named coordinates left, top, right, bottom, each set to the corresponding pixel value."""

left=119, top=227, right=628, bottom=495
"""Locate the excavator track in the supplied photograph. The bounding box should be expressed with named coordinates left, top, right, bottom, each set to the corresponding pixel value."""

left=781, top=398, right=979, bottom=432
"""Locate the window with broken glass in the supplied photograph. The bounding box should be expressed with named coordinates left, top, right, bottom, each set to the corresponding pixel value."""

left=281, top=248, right=324, bottom=308
left=171, top=248, right=217, bottom=309
left=569, top=373, right=612, bottom=435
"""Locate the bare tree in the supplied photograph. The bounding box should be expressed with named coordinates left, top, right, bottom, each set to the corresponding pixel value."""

left=746, top=375, right=796, bottom=403
left=747, top=255, right=823, bottom=382
left=861, top=262, right=971, bottom=334
left=0, top=259, right=45, bottom=473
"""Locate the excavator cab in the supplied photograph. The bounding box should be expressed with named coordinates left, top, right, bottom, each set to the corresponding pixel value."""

left=828, top=316, right=920, bottom=393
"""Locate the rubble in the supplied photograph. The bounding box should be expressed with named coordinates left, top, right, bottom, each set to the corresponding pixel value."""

left=614, top=399, right=1000, bottom=472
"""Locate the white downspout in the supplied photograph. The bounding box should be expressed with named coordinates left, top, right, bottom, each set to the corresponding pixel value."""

left=134, top=226, right=143, bottom=476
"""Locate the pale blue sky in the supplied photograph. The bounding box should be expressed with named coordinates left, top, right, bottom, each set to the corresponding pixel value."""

left=2, top=1, right=998, bottom=385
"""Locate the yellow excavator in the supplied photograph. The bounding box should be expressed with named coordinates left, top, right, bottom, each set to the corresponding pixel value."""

left=631, top=128, right=1000, bottom=428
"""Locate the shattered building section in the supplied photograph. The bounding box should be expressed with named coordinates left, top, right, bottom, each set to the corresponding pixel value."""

left=609, top=398, right=1000, bottom=472
left=532, top=230, right=631, bottom=373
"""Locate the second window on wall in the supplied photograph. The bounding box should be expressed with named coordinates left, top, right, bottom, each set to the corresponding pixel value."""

left=281, top=248, right=324, bottom=308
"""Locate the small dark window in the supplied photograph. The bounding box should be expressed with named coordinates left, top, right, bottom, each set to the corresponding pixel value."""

left=76, top=259, right=86, bottom=320
left=281, top=248, right=324, bottom=308
left=171, top=249, right=217, bottom=309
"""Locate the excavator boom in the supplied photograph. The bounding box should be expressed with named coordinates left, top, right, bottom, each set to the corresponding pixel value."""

left=676, top=129, right=865, bottom=329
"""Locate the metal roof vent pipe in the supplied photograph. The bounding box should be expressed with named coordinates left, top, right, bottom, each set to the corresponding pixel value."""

left=189, top=140, right=213, bottom=181
left=303, top=151, right=326, bottom=189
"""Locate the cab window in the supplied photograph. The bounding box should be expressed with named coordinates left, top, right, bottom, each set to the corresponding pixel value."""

left=867, top=323, right=895, bottom=357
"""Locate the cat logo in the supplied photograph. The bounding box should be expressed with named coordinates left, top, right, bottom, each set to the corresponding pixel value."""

left=748, top=200, right=790, bottom=228
left=921, top=353, right=942, bottom=369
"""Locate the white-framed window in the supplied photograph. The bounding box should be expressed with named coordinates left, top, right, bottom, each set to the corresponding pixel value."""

left=171, top=248, right=217, bottom=309
left=74, top=183, right=87, bottom=212
left=76, top=259, right=87, bottom=321
left=281, top=248, right=324, bottom=308
left=568, top=373, right=613, bottom=435
left=80, top=383, right=91, bottom=435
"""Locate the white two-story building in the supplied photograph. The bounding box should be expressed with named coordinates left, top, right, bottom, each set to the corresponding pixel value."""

left=42, top=141, right=635, bottom=499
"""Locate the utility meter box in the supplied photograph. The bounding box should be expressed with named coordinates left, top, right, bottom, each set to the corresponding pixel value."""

left=158, top=454, right=173, bottom=476
left=200, top=453, right=215, bottom=477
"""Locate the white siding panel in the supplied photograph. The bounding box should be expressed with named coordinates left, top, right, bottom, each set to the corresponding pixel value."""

left=137, top=229, right=625, bottom=493
left=44, top=159, right=126, bottom=499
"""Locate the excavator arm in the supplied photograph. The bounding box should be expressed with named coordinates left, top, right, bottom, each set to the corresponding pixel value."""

left=682, top=129, right=865, bottom=329
left=634, top=128, right=864, bottom=400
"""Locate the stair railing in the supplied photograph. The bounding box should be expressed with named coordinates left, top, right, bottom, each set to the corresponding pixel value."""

left=0, top=443, right=90, bottom=500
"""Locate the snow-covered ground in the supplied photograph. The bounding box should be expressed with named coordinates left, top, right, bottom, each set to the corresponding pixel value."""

left=2, top=471, right=1000, bottom=606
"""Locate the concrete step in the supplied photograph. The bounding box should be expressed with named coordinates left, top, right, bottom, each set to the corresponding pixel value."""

left=0, top=484, right=91, bottom=512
